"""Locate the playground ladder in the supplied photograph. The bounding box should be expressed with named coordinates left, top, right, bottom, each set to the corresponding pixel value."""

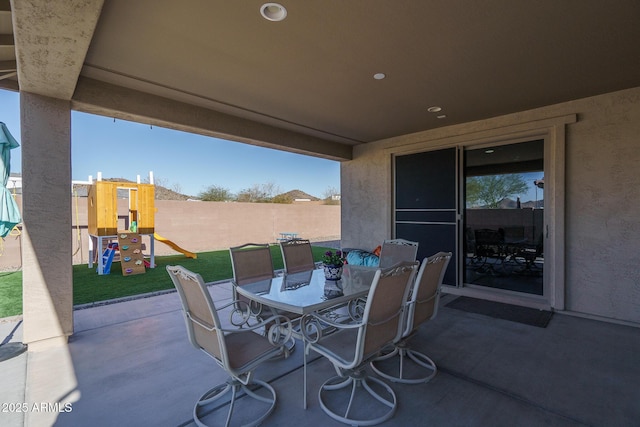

left=100, top=242, right=118, bottom=275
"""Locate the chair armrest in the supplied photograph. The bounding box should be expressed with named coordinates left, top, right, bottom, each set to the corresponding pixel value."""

left=215, top=298, right=249, bottom=312
left=218, top=310, right=293, bottom=348
left=216, top=299, right=257, bottom=327
left=300, top=310, right=362, bottom=343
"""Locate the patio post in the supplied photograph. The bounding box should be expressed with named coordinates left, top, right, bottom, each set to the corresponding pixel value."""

left=20, top=92, right=73, bottom=349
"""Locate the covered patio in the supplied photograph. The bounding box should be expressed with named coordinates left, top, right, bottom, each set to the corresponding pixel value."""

left=1, top=0, right=638, bottom=347
left=2, top=282, right=638, bottom=426
left=1, top=2, right=639, bottom=426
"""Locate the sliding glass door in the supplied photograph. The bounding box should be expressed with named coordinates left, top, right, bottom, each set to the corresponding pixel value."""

left=394, top=139, right=547, bottom=300
left=464, top=140, right=544, bottom=295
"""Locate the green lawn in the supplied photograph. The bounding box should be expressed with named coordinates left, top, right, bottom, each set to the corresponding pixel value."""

left=0, top=271, right=22, bottom=318
left=0, top=245, right=333, bottom=318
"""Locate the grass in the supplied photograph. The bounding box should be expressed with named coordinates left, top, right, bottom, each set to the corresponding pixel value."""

left=0, top=245, right=333, bottom=318
left=0, top=271, right=23, bottom=318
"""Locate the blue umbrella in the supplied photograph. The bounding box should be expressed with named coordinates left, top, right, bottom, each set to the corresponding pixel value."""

left=0, top=122, right=21, bottom=238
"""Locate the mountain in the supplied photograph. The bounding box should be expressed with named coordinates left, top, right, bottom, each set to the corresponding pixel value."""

left=498, top=197, right=544, bottom=209
left=277, top=189, right=319, bottom=201
left=73, top=178, right=194, bottom=201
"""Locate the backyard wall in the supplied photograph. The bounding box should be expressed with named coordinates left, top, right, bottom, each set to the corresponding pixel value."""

left=0, top=197, right=340, bottom=270
left=342, top=86, right=640, bottom=325
left=466, top=209, right=544, bottom=244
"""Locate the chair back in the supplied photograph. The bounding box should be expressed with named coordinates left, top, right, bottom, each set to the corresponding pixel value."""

left=229, top=243, right=275, bottom=314
left=360, top=262, right=418, bottom=360
left=378, top=238, right=419, bottom=268
left=166, top=265, right=227, bottom=365
left=280, top=239, right=315, bottom=273
left=404, top=252, right=451, bottom=336
left=229, top=243, right=275, bottom=285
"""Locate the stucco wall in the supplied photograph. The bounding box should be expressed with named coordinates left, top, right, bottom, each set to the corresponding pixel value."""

left=564, top=89, right=640, bottom=323
left=0, top=198, right=339, bottom=269
left=466, top=209, right=544, bottom=244
left=342, top=86, right=640, bottom=324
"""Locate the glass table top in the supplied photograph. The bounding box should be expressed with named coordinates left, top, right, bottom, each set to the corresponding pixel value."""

left=234, top=265, right=379, bottom=314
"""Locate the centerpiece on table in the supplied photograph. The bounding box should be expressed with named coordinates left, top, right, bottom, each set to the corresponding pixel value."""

left=321, top=250, right=345, bottom=281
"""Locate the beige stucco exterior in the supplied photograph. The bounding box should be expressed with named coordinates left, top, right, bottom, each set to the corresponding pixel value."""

left=341, top=87, right=640, bottom=325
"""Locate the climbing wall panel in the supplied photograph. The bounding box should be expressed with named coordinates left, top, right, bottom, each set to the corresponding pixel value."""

left=117, top=231, right=146, bottom=276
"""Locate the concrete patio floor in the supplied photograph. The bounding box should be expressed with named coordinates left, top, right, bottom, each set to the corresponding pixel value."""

left=1, top=280, right=639, bottom=427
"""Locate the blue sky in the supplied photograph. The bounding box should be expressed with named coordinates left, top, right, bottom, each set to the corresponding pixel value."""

left=518, top=172, right=544, bottom=203
left=1, top=89, right=340, bottom=198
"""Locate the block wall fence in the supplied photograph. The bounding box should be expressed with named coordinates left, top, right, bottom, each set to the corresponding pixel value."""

left=0, top=196, right=340, bottom=270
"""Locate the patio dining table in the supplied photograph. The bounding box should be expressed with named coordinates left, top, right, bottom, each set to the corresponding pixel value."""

left=233, top=265, right=378, bottom=315
left=233, top=265, right=379, bottom=408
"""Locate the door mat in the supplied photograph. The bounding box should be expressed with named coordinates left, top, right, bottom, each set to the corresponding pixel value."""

left=445, top=296, right=553, bottom=328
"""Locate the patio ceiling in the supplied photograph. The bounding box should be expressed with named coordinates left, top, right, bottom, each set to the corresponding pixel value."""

left=2, top=1, right=640, bottom=159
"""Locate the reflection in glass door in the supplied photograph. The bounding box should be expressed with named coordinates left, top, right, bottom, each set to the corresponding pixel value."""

left=464, top=140, right=544, bottom=295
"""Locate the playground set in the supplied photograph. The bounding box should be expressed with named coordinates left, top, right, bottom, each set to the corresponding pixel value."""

left=86, top=174, right=196, bottom=275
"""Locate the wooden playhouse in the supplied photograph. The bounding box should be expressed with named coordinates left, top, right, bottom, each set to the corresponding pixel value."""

left=87, top=180, right=155, bottom=275
left=87, top=180, right=155, bottom=236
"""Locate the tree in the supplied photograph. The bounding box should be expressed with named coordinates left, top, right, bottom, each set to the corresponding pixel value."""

left=322, top=186, right=340, bottom=205
left=199, top=185, right=233, bottom=201
left=272, top=193, right=293, bottom=204
left=235, top=182, right=280, bottom=203
left=171, top=182, right=183, bottom=194
left=466, top=174, right=528, bottom=208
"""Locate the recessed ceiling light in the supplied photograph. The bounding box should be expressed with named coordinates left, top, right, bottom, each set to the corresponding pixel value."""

left=260, top=3, right=287, bottom=21
left=485, top=149, right=495, bottom=154
left=427, top=106, right=442, bottom=113
left=373, top=73, right=386, bottom=80
left=437, top=114, right=447, bottom=119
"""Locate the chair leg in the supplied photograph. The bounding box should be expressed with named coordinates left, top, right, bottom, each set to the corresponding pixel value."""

left=194, top=378, right=276, bottom=427
left=371, top=342, right=437, bottom=384
left=318, top=370, right=397, bottom=426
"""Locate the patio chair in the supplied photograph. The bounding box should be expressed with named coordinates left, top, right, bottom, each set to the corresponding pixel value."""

left=230, top=243, right=298, bottom=350
left=378, top=238, right=419, bottom=268
left=512, top=232, right=544, bottom=276
left=166, top=265, right=292, bottom=427
left=473, top=228, right=507, bottom=274
left=301, top=261, right=418, bottom=426
left=279, top=238, right=316, bottom=273
left=370, top=252, right=451, bottom=384
left=229, top=243, right=275, bottom=318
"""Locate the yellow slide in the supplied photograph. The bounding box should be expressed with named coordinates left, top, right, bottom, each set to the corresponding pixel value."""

left=154, top=233, right=197, bottom=259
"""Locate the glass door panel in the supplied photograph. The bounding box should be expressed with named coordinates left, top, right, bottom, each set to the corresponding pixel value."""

left=464, top=140, right=544, bottom=295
